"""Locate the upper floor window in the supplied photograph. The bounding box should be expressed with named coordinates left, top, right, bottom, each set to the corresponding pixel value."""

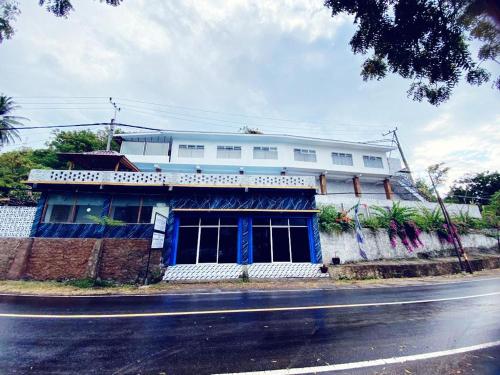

left=144, top=142, right=169, bottom=156
left=363, top=155, right=384, bottom=168
left=253, top=146, right=278, bottom=160
left=121, top=141, right=145, bottom=155
left=217, top=145, right=242, bottom=159
left=43, top=194, right=105, bottom=224
left=332, top=152, right=353, bottom=166
left=294, top=148, right=317, bottom=162
left=178, top=144, right=204, bottom=158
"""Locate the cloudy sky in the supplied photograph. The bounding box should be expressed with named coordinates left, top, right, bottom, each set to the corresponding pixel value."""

left=1, top=0, right=499, bottom=186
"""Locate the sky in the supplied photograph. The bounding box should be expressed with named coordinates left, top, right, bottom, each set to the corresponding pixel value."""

left=1, top=0, right=499, bottom=188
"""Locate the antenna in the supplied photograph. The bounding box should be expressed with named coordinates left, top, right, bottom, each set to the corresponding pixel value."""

left=106, top=97, right=121, bottom=151
left=383, top=127, right=414, bottom=185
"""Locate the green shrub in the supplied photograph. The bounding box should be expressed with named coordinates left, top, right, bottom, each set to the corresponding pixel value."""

left=318, top=206, right=354, bottom=233
left=413, top=207, right=444, bottom=232
left=64, top=278, right=116, bottom=288
left=360, top=216, right=382, bottom=231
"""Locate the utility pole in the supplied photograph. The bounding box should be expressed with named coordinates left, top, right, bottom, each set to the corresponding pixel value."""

left=428, top=171, right=473, bottom=274
left=107, top=97, right=121, bottom=151
left=383, top=127, right=415, bottom=185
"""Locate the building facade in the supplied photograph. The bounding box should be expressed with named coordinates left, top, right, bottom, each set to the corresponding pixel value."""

left=26, top=131, right=425, bottom=279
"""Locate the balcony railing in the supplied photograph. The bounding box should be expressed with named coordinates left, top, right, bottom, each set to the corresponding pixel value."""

left=27, top=169, right=317, bottom=189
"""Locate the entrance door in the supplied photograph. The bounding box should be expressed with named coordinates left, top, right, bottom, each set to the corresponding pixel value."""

left=252, top=218, right=311, bottom=263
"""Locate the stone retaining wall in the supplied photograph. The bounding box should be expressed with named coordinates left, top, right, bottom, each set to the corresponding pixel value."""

left=320, top=229, right=498, bottom=264
left=0, top=237, right=161, bottom=283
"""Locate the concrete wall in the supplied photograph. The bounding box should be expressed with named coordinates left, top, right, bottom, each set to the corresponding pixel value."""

left=320, top=229, right=497, bottom=264
left=0, top=237, right=161, bottom=282
left=316, top=195, right=482, bottom=218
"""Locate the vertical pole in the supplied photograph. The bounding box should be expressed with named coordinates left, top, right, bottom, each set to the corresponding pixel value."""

left=383, top=127, right=415, bottom=185
left=319, top=174, right=327, bottom=195
left=383, top=178, right=393, bottom=200
left=353, top=176, right=362, bottom=197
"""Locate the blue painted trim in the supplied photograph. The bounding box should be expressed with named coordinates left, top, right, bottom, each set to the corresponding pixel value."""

left=236, top=218, right=243, bottom=264
left=170, top=216, right=180, bottom=266
left=30, top=193, right=47, bottom=237
left=248, top=217, right=253, bottom=264
left=307, top=217, right=316, bottom=264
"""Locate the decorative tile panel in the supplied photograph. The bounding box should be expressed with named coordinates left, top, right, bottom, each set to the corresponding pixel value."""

left=247, top=263, right=329, bottom=278
left=163, top=264, right=242, bottom=281
left=28, top=169, right=317, bottom=189
left=0, top=206, right=37, bottom=237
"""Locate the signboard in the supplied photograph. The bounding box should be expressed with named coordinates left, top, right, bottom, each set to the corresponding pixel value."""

left=154, top=214, right=167, bottom=232
left=151, top=232, right=165, bottom=249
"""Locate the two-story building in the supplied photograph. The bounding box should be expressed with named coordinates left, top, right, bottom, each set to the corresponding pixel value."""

left=26, top=130, right=422, bottom=279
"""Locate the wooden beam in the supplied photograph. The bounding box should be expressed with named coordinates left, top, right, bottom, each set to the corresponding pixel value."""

left=353, top=176, right=362, bottom=197
left=319, top=174, right=327, bottom=195
left=384, top=178, right=393, bottom=200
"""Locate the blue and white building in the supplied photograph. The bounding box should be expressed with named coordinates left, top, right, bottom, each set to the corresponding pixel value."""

left=26, top=130, right=423, bottom=279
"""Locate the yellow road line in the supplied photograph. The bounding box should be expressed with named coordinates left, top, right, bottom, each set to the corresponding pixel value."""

left=0, top=291, right=498, bottom=319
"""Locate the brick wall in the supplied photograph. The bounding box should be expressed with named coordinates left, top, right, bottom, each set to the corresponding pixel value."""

left=99, top=239, right=161, bottom=282
left=0, top=237, right=162, bottom=283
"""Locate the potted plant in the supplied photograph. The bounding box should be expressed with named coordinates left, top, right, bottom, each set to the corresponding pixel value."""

left=319, top=264, right=329, bottom=273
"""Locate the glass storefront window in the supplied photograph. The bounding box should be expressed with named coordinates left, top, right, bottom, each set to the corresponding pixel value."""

left=110, top=197, right=141, bottom=223
left=44, top=194, right=75, bottom=223
left=74, top=196, right=105, bottom=224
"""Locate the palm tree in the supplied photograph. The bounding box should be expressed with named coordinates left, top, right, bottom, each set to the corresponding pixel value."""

left=0, top=95, right=25, bottom=146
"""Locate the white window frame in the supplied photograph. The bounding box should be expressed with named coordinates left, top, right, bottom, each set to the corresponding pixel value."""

left=178, top=144, right=205, bottom=158
left=363, top=155, right=384, bottom=168
left=253, top=146, right=278, bottom=160
left=294, top=148, right=317, bottom=162
left=178, top=218, right=238, bottom=264
left=217, top=145, right=242, bottom=159
left=332, top=152, right=353, bottom=166
left=252, top=218, right=309, bottom=263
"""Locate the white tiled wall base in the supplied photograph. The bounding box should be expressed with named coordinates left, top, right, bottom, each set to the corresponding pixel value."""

left=163, top=263, right=328, bottom=281
left=163, top=264, right=242, bottom=281
left=247, top=263, right=329, bottom=279
left=0, top=206, right=36, bottom=237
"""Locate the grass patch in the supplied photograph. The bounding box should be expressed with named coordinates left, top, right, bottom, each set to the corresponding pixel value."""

left=64, top=278, right=116, bottom=289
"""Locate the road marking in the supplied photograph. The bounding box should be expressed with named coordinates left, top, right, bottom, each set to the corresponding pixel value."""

left=0, top=291, right=498, bottom=319
left=215, top=340, right=500, bottom=374
left=0, top=276, right=498, bottom=298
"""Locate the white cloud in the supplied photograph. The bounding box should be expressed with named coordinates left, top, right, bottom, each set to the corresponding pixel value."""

left=421, top=112, right=452, bottom=132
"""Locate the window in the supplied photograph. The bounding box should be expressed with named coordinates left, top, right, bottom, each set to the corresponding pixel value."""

left=176, top=217, right=239, bottom=264
left=110, top=197, right=141, bottom=223
left=332, top=152, right=353, bottom=166
left=178, top=144, right=204, bottom=158
left=294, top=149, right=317, bottom=162
left=144, top=142, right=168, bottom=156
left=253, top=146, right=278, bottom=160
left=43, top=194, right=105, bottom=223
left=252, top=218, right=310, bottom=263
left=363, top=155, right=384, bottom=168
left=217, top=145, right=242, bottom=159
left=120, top=141, right=145, bottom=155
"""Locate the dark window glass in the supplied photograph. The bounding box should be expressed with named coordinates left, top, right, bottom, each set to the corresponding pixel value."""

left=112, top=206, right=140, bottom=223
left=289, top=218, right=308, bottom=226
left=290, top=227, right=311, bottom=262
left=180, top=217, right=199, bottom=226
left=271, top=218, right=288, bottom=226
left=220, top=217, right=238, bottom=226
left=139, top=206, right=154, bottom=223
left=218, top=227, right=238, bottom=263
left=198, top=228, right=218, bottom=263
left=252, top=227, right=271, bottom=262
left=49, top=205, right=73, bottom=223
left=253, top=218, right=269, bottom=226
left=272, top=228, right=290, bottom=262
left=201, top=217, right=219, bottom=226
left=177, top=227, right=198, bottom=264
left=74, top=205, right=102, bottom=223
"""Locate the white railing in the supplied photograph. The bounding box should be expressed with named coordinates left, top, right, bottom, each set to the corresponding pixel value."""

left=27, top=169, right=317, bottom=189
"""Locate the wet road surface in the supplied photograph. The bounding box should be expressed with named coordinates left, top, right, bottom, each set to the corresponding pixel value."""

left=0, top=277, right=499, bottom=374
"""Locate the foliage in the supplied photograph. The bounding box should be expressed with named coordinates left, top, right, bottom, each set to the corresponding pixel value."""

left=1, top=0, right=121, bottom=43
left=64, top=278, right=116, bottom=289
left=318, top=206, right=354, bottom=233
left=87, top=215, right=125, bottom=226
left=451, top=211, right=486, bottom=234
left=360, top=215, right=382, bottom=231
left=412, top=207, right=444, bottom=233
left=415, top=178, right=437, bottom=202
left=482, top=191, right=500, bottom=229
left=0, top=94, right=26, bottom=146
left=446, top=171, right=500, bottom=205
left=239, top=126, right=263, bottom=135
left=371, top=202, right=422, bottom=251
left=324, top=0, right=499, bottom=105
left=427, top=163, right=450, bottom=187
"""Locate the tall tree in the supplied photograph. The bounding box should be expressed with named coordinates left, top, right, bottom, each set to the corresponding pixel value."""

left=0, top=94, right=25, bottom=146
left=324, top=0, right=500, bottom=105
left=447, top=171, right=500, bottom=205
left=0, top=0, right=121, bottom=43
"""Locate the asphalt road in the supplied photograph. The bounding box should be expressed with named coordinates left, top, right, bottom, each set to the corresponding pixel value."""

left=0, top=277, right=499, bottom=375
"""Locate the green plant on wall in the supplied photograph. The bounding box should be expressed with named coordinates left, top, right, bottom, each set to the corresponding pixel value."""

left=87, top=215, right=125, bottom=226
left=318, top=206, right=354, bottom=234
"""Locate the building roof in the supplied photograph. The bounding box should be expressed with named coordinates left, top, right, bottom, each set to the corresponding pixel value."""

left=57, top=151, right=140, bottom=172
left=115, top=130, right=395, bottom=152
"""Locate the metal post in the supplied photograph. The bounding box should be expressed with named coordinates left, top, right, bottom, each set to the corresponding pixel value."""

left=383, top=127, right=415, bottom=185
